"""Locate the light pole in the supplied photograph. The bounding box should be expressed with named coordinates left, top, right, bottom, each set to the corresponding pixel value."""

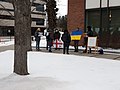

left=99, top=0, right=102, bottom=40
left=107, top=0, right=110, bottom=30
left=107, top=0, right=110, bottom=46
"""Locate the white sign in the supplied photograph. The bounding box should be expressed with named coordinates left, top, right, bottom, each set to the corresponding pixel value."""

left=87, top=37, right=97, bottom=47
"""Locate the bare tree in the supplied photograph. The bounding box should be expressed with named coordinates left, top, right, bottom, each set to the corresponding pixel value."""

left=12, top=0, right=31, bottom=75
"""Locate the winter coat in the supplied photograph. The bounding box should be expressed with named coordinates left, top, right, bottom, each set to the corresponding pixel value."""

left=61, top=32, right=71, bottom=46
left=34, top=31, right=43, bottom=41
left=87, top=30, right=93, bottom=37
left=54, top=31, right=60, bottom=40
left=47, top=33, right=54, bottom=46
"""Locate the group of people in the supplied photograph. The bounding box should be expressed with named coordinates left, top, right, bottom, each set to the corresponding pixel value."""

left=45, top=29, right=61, bottom=52
left=34, top=26, right=94, bottom=54
left=61, top=26, right=95, bottom=54
left=34, top=28, right=61, bottom=52
left=34, top=28, right=71, bottom=54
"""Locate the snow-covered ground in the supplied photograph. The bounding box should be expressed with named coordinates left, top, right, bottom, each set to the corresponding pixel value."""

left=0, top=38, right=14, bottom=47
left=0, top=50, right=120, bottom=90
left=0, top=37, right=120, bottom=90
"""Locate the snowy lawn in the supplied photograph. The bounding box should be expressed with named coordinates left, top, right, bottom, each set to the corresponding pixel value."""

left=0, top=50, right=120, bottom=90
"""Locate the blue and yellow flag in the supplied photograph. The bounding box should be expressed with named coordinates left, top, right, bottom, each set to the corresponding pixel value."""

left=71, top=30, right=83, bottom=40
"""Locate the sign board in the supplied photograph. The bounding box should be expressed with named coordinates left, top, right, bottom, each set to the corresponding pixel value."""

left=87, top=37, right=97, bottom=47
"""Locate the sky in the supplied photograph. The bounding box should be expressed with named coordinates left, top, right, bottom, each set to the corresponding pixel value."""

left=56, top=0, right=68, bottom=16
left=56, top=0, right=120, bottom=16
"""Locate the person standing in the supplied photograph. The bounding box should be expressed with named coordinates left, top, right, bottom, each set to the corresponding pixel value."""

left=87, top=26, right=93, bottom=37
left=54, top=29, right=60, bottom=40
left=86, top=26, right=93, bottom=53
left=47, top=32, right=54, bottom=52
left=34, top=28, right=43, bottom=51
left=54, top=29, right=61, bottom=50
left=45, top=31, right=49, bottom=50
left=73, top=28, right=82, bottom=52
left=61, top=30, right=71, bottom=54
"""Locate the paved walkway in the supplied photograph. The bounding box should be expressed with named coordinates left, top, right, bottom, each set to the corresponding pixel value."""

left=0, top=45, right=14, bottom=52
left=0, top=45, right=120, bottom=60
left=32, top=47, right=120, bottom=60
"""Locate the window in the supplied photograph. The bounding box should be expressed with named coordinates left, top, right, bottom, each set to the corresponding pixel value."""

left=36, top=4, right=44, bottom=12
left=0, top=0, right=9, bottom=2
left=36, top=19, right=44, bottom=25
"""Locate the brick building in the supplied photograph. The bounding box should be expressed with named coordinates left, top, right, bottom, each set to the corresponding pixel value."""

left=67, top=0, right=85, bottom=32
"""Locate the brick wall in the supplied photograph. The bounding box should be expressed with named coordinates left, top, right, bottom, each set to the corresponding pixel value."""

left=67, top=0, right=85, bottom=32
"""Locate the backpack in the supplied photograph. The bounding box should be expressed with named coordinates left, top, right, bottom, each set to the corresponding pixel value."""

left=98, top=49, right=104, bottom=54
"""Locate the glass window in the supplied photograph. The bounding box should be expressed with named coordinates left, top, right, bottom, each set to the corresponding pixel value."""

left=36, top=5, right=44, bottom=12
left=36, top=19, right=44, bottom=25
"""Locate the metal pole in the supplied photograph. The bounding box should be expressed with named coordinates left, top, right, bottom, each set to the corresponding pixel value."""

left=107, top=0, right=110, bottom=47
left=99, top=0, right=102, bottom=46
left=107, top=0, right=110, bottom=29
left=99, top=0, right=102, bottom=34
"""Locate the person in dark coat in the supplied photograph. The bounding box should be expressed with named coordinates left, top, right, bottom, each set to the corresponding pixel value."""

left=61, top=30, right=71, bottom=54
left=46, top=32, right=54, bottom=52
left=34, top=28, right=43, bottom=51
left=84, top=26, right=93, bottom=53
left=87, top=26, right=93, bottom=37
left=54, top=29, right=60, bottom=40
left=54, top=29, right=61, bottom=50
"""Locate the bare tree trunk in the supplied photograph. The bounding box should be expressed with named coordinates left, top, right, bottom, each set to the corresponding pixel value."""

left=13, top=0, right=31, bottom=75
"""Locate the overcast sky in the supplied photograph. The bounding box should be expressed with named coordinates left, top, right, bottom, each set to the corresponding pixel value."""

left=56, top=0, right=68, bottom=16
left=56, top=0, right=120, bottom=16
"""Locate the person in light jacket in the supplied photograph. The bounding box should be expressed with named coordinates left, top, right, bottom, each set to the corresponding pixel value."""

left=34, top=28, right=43, bottom=51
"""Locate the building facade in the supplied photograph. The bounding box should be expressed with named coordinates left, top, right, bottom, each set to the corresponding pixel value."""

left=86, top=6, right=120, bottom=48
left=67, top=0, right=85, bottom=32
left=0, top=0, right=46, bottom=36
left=68, top=0, right=120, bottom=48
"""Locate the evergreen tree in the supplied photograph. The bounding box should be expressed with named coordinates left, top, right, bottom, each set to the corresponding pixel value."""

left=46, top=0, right=58, bottom=31
left=57, top=15, right=67, bottom=30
